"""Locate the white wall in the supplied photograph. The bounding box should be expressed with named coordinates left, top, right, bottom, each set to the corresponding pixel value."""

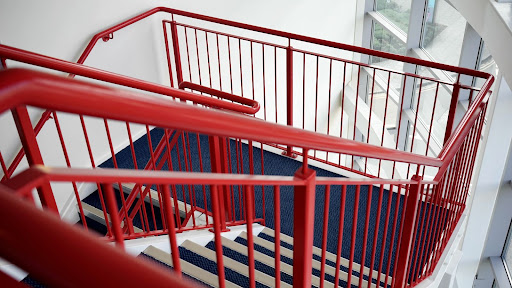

left=0, top=0, right=358, bottom=213
left=454, top=74, right=512, bottom=287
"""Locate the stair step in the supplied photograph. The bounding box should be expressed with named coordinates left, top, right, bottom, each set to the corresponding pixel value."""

left=216, top=235, right=306, bottom=287
left=80, top=202, right=143, bottom=233
left=114, top=183, right=209, bottom=226
left=182, top=240, right=277, bottom=288
left=142, top=245, right=238, bottom=288
left=259, top=227, right=391, bottom=284
left=240, top=232, right=382, bottom=288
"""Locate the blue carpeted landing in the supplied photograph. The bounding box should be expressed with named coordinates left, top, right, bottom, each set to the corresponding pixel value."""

left=90, top=128, right=445, bottom=277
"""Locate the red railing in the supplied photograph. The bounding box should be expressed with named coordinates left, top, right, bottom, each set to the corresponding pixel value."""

left=0, top=6, right=494, bottom=288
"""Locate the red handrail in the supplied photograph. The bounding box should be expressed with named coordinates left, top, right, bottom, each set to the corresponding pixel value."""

left=0, top=68, right=442, bottom=167
left=0, top=184, right=200, bottom=288
left=0, top=45, right=259, bottom=115
left=79, top=7, right=490, bottom=79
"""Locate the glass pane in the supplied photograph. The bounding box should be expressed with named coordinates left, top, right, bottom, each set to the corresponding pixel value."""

left=375, top=0, right=412, bottom=33
left=422, top=0, right=466, bottom=66
left=475, top=43, right=498, bottom=88
left=503, top=220, right=512, bottom=280
left=371, top=21, right=406, bottom=69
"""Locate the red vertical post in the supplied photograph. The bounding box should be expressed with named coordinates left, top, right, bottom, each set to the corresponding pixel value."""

left=443, top=81, right=461, bottom=144
left=160, top=184, right=182, bottom=276
left=245, top=185, right=256, bottom=288
left=208, top=136, right=228, bottom=232
left=102, top=183, right=124, bottom=250
left=219, top=137, right=233, bottom=222
left=293, top=166, right=316, bottom=288
left=393, top=175, right=422, bottom=288
left=170, top=21, right=184, bottom=86
left=284, top=43, right=295, bottom=158
left=11, top=106, right=58, bottom=213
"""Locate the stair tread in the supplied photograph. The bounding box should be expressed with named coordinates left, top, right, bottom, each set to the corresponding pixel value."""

left=218, top=235, right=312, bottom=288
left=143, top=245, right=238, bottom=288
left=244, top=231, right=386, bottom=288
left=260, top=227, right=391, bottom=283
left=80, top=202, right=143, bottom=233
left=182, top=240, right=280, bottom=288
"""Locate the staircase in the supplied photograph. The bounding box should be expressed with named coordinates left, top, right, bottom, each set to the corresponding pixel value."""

left=0, top=5, right=494, bottom=288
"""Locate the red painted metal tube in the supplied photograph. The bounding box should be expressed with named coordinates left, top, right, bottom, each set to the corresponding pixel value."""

left=320, top=185, right=331, bottom=288
left=443, top=80, right=461, bottom=145
left=162, top=21, right=175, bottom=88
left=101, top=183, right=125, bottom=250
left=0, top=69, right=444, bottom=168
left=393, top=175, right=422, bottom=288
left=210, top=185, right=226, bottom=288
left=376, top=185, right=394, bottom=286
left=79, top=7, right=490, bottom=79
left=367, top=185, right=384, bottom=287
left=160, top=184, right=182, bottom=276
left=0, top=185, right=200, bottom=288
left=292, top=168, right=316, bottom=288
left=334, top=185, right=347, bottom=288
left=10, top=106, right=58, bottom=213
left=0, top=45, right=259, bottom=114
left=274, top=185, right=281, bottom=288
left=245, top=185, right=256, bottom=288
left=358, top=185, right=373, bottom=288
left=1, top=109, right=52, bottom=182
left=347, top=185, right=361, bottom=287
left=171, top=21, right=184, bottom=86
left=285, top=45, right=294, bottom=156
left=179, top=81, right=260, bottom=113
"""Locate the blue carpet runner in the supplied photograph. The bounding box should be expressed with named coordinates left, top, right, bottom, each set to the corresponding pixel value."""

left=81, top=128, right=446, bottom=280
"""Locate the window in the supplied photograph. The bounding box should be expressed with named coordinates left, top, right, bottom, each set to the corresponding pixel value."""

left=421, top=0, right=466, bottom=66
left=375, top=0, right=412, bottom=33
left=371, top=21, right=406, bottom=68
left=503, top=220, right=512, bottom=281
left=475, top=43, right=498, bottom=88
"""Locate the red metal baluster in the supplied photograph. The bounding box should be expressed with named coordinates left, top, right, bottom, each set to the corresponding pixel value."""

left=104, top=119, right=134, bottom=234
left=11, top=106, right=58, bottom=213
left=376, top=184, right=394, bottom=287
left=357, top=185, right=373, bottom=288
left=319, top=185, right=331, bottom=288
left=444, top=76, right=461, bottom=145
left=52, top=111, right=87, bottom=228
left=170, top=21, right=184, bottom=86
left=393, top=175, right=422, bottom=288
left=79, top=115, right=112, bottom=236
left=274, top=185, right=281, bottom=288
left=284, top=43, right=294, bottom=157
left=162, top=21, right=175, bottom=88
left=102, top=183, right=124, bottom=249
left=367, top=184, right=384, bottom=287
left=211, top=185, right=226, bottom=288
left=334, top=185, right=347, bottom=288
left=160, top=184, right=182, bottom=276
left=347, top=185, right=361, bottom=287
left=339, top=62, right=347, bottom=166
left=245, top=185, right=256, bottom=288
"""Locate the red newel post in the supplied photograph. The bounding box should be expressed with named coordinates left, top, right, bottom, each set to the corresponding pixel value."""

left=208, top=136, right=228, bottom=232
left=393, top=174, right=422, bottom=288
left=284, top=44, right=295, bottom=158
left=444, top=81, right=461, bottom=145
left=293, top=166, right=316, bottom=288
